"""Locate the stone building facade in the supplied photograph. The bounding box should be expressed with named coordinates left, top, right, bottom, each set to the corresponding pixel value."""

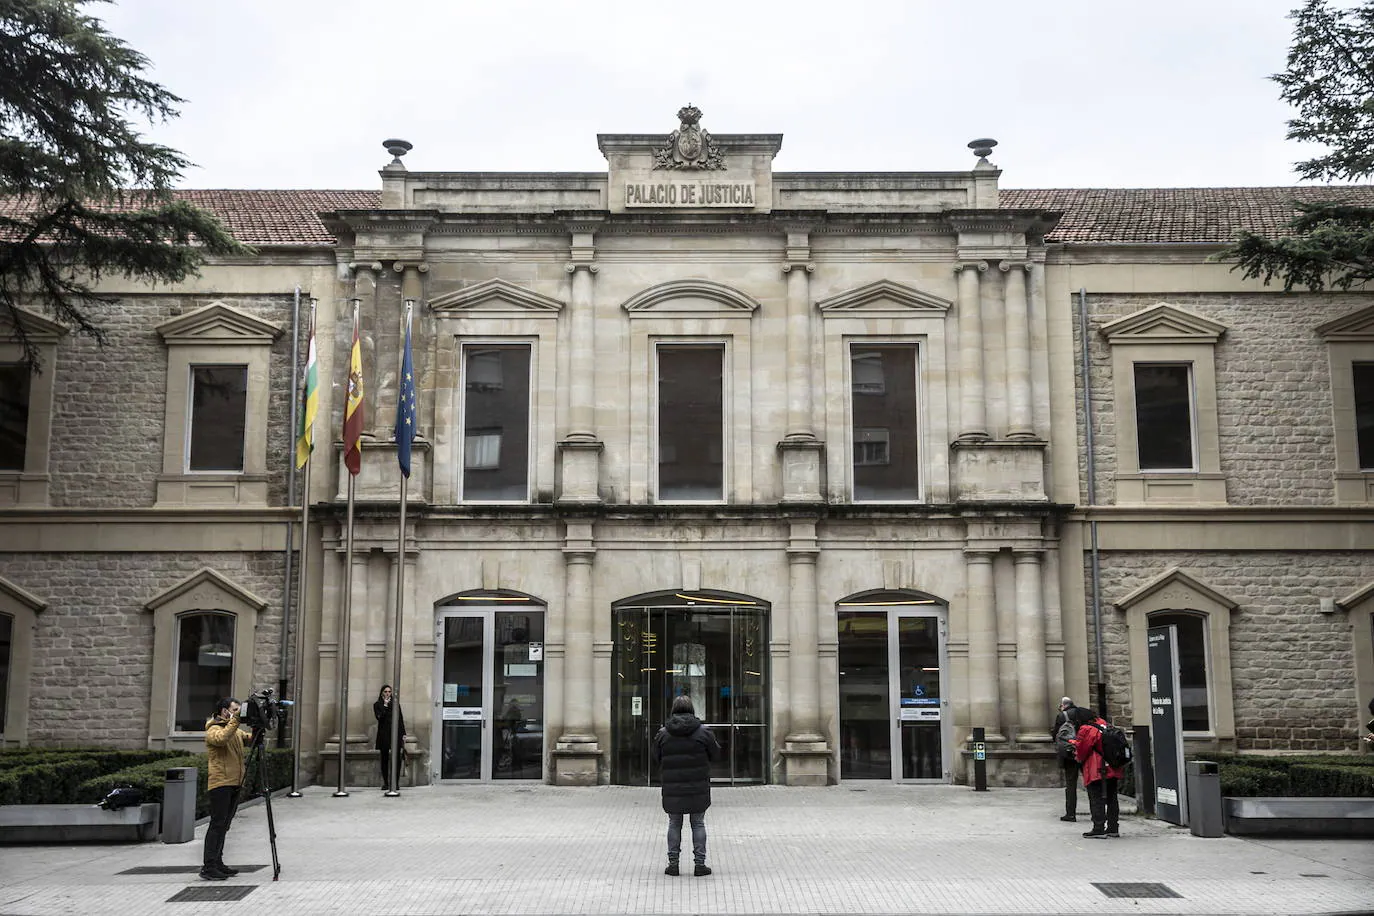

left=0, top=112, right=1370, bottom=787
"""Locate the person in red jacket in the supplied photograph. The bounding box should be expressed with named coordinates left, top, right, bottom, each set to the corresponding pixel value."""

left=1072, top=706, right=1125, bottom=838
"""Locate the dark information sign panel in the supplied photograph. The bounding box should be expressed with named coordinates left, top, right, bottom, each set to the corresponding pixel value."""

left=1148, top=624, right=1187, bottom=826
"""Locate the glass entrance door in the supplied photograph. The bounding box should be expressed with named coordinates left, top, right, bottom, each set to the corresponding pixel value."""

left=838, top=605, right=948, bottom=782
left=612, top=598, right=768, bottom=785
left=434, top=607, right=545, bottom=781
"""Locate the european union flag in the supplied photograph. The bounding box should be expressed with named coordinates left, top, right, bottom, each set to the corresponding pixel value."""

left=395, top=318, right=417, bottom=478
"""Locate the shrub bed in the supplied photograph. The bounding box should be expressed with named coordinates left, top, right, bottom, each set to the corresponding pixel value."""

left=0, top=750, right=187, bottom=805
left=77, top=749, right=295, bottom=819
left=1189, top=755, right=1374, bottom=798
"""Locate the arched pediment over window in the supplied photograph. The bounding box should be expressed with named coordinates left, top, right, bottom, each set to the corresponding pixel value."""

left=621, top=279, right=761, bottom=316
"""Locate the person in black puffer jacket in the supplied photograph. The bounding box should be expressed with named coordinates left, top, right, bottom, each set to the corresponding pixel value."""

left=654, top=694, right=722, bottom=877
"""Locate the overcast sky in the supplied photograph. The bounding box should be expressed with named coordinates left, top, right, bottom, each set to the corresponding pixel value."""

left=98, top=0, right=1321, bottom=191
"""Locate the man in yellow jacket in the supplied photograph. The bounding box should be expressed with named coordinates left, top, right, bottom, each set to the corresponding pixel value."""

left=202, top=697, right=251, bottom=881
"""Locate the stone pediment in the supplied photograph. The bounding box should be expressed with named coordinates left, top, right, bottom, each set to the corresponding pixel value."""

left=1316, top=304, right=1374, bottom=341
left=1112, top=566, right=1238, bottom=615
left=429, top=279, right=565, bottom=316
left=1337, top=581, right=1374, bottom=611
left=0, top=574, right=46, bottom=612
left=144, top=568, right=269, bottom=614
left=155, top=302, right=282, bottom=346
left=621, top=279, right=760, bottom=316
left=0, top=309, right=69, bottom=344
left=1101, top=303, right=1226, bottom=344
left=816, top=281, right=952, bottom=317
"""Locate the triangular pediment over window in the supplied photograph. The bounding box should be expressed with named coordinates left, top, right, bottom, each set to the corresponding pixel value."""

left=1112, top=566, right=1238, bottom=615
left=1337, top=581, right=1374, bottom=611
left=0, top=574, right=46, bottom=613
left=429, top=278, right=565, bottom=315
left=817, top=280, right=952, bottom=316
left=1101, top=303, right=1227, bottom=344
left=144, top=568, right=269, bottom=615
left=1316, top=304, right=1374, bottom=342
left=621, top=279, right=760, bottom=315
left=0, top=309, right=69, bottom=344
left=155, top=302, right=283, bottom=346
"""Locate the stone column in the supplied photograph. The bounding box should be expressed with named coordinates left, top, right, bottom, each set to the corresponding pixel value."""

left=1014, top=549, right=1048, bottom=739
left=782, top=519, right=829, bottom=784
left=557, top=223, right=603, bottom=505
left=778, top=228, right=823, bottom=503
left=955, top=261, right=989, bottom=440
left=553, top=520, right=599, bottom=785
left=1002, top=261, right=1034, bottom=439
left=964, top=548, right=1004, bottom=740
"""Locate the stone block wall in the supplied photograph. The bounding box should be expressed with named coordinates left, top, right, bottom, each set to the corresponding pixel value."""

left=47, top=294, right=299, bottom=509
left=1075, top=292, right=1371, bottom=507
left=1, top=551, right=287, bottom=746
left=1090, top=550, right=1373, bottom=750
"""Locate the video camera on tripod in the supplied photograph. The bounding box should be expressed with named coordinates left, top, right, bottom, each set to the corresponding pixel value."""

left=239, top=687, right=293, bottom=880
left=242, top=686, right=293, bottom=731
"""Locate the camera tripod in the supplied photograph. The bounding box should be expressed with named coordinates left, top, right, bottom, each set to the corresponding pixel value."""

left=240, top=725, right=281, bottom=880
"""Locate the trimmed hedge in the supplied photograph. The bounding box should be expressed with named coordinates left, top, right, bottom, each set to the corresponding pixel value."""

left=0, top=751, right=187, bottom=805
left=77, top=749, right=296, bottom=819
left=1219, top=765, right=1290, bottom=797
left=1187, top=754, right=1374, bottom=798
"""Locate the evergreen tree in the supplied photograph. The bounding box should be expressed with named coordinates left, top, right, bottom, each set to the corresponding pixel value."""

left=0, top=0, right=249, bottom=367
left=1221, top=0, right=1374, bottom=291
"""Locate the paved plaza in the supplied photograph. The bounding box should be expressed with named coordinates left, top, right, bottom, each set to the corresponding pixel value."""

left=1, top=784, right=1371, bottom=915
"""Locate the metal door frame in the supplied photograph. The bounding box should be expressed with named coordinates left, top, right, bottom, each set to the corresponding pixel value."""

left=431, top=606, right=545, bottom=783
left=889, top=608, right=950, bottom=783
left=611, top=600, right=770, bottom=786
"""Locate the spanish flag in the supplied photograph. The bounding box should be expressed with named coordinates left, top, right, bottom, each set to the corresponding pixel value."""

left=343, top=317, right=365, bottom=476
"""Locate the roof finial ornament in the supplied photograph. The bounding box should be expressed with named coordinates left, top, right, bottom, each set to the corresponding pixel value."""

left=968, top=137, right=998, bottom=166
left=382, top=138, right=413, bottom=169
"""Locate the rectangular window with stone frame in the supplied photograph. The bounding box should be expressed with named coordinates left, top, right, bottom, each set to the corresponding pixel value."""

left=0, top=364, right=30, bottom=472
left=1133, top=362, right=1196, bottom=471
left=850, top=344, right=919, bottom=501
left=656, top=344, right=724, bottom=501
left=187, top=365, right=247, bottom=472
left=462, top=344, right=531, bottom=501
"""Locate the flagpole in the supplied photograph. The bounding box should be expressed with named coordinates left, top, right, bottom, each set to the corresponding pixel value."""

left=387, top=300, right=413, bottom=798
left=289, top=298, right=318, bottom=798
left=336, top=299, right=362, bottom=798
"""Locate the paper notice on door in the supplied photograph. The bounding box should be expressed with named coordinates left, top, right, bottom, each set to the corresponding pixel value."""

left=505, top=663, right=538, bottom=677
left=631, top=696, right=643, bottom=717
left=900, top=708, right=941, bottom=721
left=443, top=706, right=483, bottom=721
left=443, top=683, right=458, bottom=703
left=528, top=642, right=543, bottom=661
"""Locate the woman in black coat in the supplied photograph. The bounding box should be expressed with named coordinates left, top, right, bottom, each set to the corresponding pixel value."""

left=653, top=694, right=722, bottom=876
left=373, top=685, right=406, bottom=790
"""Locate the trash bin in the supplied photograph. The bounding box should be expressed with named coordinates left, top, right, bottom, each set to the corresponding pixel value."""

left=161, top=766, right=197, bottom=844
left=1185, top=760, right=1224, bottom=837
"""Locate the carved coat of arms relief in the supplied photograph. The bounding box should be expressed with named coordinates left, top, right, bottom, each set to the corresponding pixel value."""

left=653, top=104, right=726, bottom=171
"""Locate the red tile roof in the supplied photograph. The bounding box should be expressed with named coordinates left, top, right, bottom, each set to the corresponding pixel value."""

left=5, top=186, right=1372, bottom=247
left=1001, top=186, right=1374, bottom=244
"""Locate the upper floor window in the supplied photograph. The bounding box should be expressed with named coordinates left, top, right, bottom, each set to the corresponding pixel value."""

left=1354, top=362, right=1374, bottom=470
left=656, top=344, right=724, bottom=502
left=173, top=612, right=235, bottom=732
left=462, top=344, right=530, bottom=501
left=188, top=366, right=247, bottom=472
left=1133, top=363, right=1195, bottom=471
left=851, top=344, right=919, bottom=501
left=0, top=364, right=30, bottom=472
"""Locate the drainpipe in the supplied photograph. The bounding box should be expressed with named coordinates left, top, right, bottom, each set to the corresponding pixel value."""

left=1079, top=288, right=1106, bottom=716
left=279, top=286, right=302, bottom=746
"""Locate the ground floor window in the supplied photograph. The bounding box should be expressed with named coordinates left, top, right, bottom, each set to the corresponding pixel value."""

left=174, top=612, right=234, bottom=731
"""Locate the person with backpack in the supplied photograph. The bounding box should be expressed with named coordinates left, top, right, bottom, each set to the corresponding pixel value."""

left=654, top=694, right=723, bottom=876
left=1071, top=706, right=1127, bottom=838
left=1050, top=696, right=1080, bottom=822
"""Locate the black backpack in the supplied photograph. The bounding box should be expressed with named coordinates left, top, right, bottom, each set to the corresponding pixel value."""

left=1095, top=722, right=1132, bottom=769
left=1054, top=715, right=1077, bottom=762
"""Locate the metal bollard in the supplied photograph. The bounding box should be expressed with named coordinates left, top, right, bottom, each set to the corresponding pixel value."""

left=971, top=727, right=987, bottom=791
left=160, top=767, right=198, bottom=844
